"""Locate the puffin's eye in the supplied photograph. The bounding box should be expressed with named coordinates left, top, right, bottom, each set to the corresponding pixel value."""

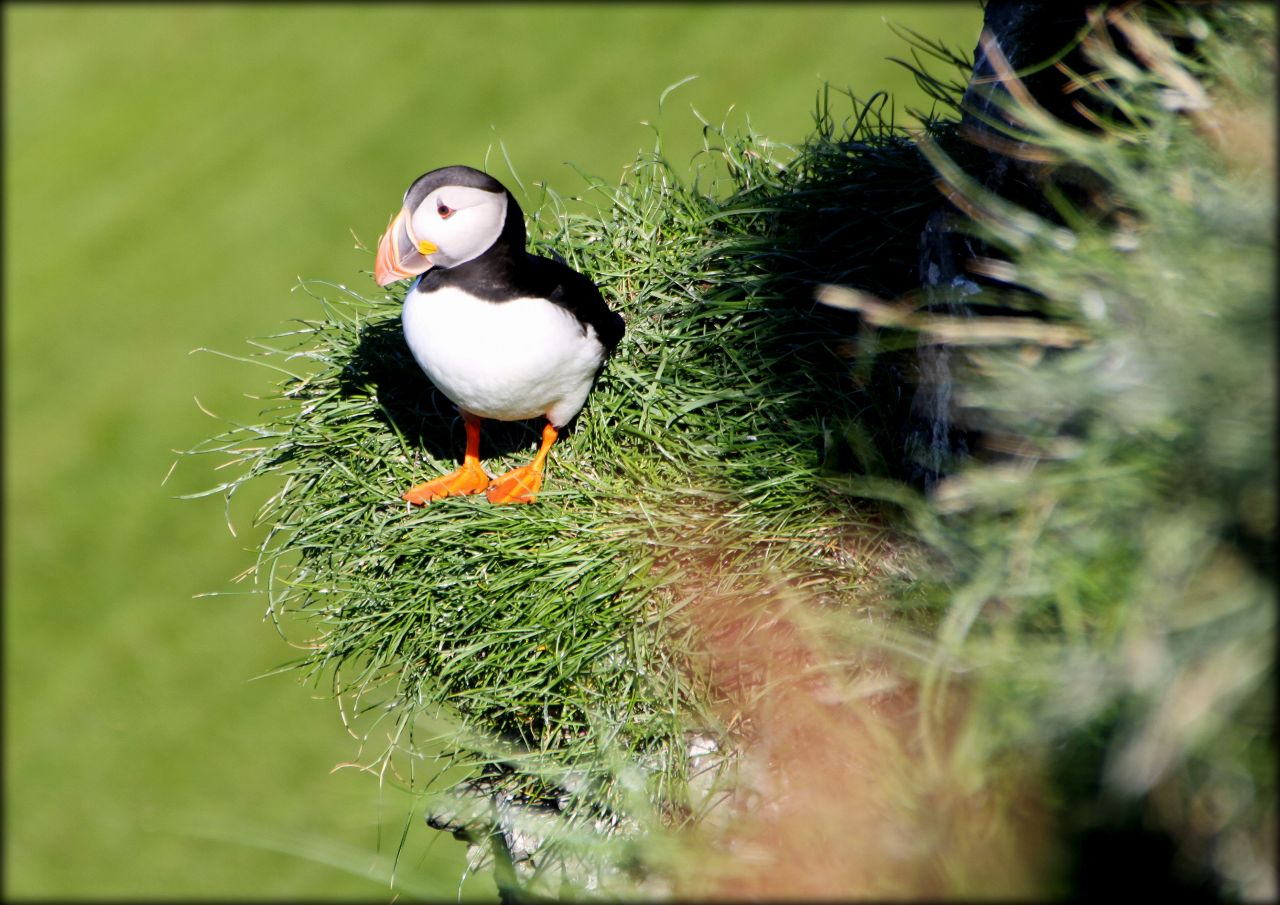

left=437, top=203, right=454, bottom=219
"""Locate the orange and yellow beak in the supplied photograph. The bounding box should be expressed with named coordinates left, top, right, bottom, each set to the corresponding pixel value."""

left=375, top=206, right=438, bottom=286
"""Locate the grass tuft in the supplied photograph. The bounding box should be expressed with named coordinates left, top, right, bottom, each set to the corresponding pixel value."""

left=183, top=91, right=909, bottom=891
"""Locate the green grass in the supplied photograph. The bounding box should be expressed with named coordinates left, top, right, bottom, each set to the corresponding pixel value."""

left=182, top=140, right=892, bottom=891
left=4, top=3, right=982, bottom=898
left=176, top=15, right=980, bottom=898
left=182, top=4, right=1274, bottom=899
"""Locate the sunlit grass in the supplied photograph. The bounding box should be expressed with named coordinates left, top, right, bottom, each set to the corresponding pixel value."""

left=5, top=4, right=983, bottom=897
left=183, top=113, right=897, bottom=890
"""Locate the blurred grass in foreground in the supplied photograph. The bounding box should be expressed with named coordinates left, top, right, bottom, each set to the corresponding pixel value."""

left=912, top=7, right=1276, bottom=894
left=675, top=5, right=1274, bottom=898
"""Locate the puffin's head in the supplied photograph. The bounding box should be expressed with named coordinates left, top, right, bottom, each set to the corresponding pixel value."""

left=374, top=165, right=515, bottom=286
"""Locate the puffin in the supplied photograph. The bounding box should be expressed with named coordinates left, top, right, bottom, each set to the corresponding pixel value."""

left=374, top=165, right=624, bottom=505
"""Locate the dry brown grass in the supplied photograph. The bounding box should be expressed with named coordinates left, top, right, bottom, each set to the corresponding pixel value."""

left=666, top=556, right=1056, bottom=900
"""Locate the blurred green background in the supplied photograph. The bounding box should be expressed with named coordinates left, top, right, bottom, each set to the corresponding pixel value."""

left=4, top=3, right=980, bottom=898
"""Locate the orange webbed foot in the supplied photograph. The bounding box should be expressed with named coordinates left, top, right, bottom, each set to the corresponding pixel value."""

left=486, top=421, right=560, bottom=505
left=403, top=460, right=491, bottom=505
left=486, top=422, right=559, bottom=505
left=485, top=464, right=544, bottom=505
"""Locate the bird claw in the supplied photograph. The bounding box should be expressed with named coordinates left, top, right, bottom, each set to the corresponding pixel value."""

left=486, top=465, right=543, bottom=505
left=403, top=462, right=491, bottom=505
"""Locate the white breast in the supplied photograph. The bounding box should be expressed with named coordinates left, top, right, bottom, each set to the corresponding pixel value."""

left=402, top=285, right=606, bottom=425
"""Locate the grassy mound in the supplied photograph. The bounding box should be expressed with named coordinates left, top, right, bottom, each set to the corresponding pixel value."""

left=185, top=96, right=925, bottom=891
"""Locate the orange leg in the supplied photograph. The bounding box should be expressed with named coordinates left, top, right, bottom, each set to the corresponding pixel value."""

left=403, top=414, right=491, bottom=505
left=486, top=422, right=559, bottom=505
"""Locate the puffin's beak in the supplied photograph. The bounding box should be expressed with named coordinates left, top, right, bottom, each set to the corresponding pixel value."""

left=375, top=207, right=438, bottom=286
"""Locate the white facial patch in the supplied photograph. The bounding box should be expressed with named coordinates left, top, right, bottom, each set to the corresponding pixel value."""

left=409, top=185, right=508, bottom=269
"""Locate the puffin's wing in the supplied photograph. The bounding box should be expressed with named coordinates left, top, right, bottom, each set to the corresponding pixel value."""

left=526, top=254, right=625, bottom=353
